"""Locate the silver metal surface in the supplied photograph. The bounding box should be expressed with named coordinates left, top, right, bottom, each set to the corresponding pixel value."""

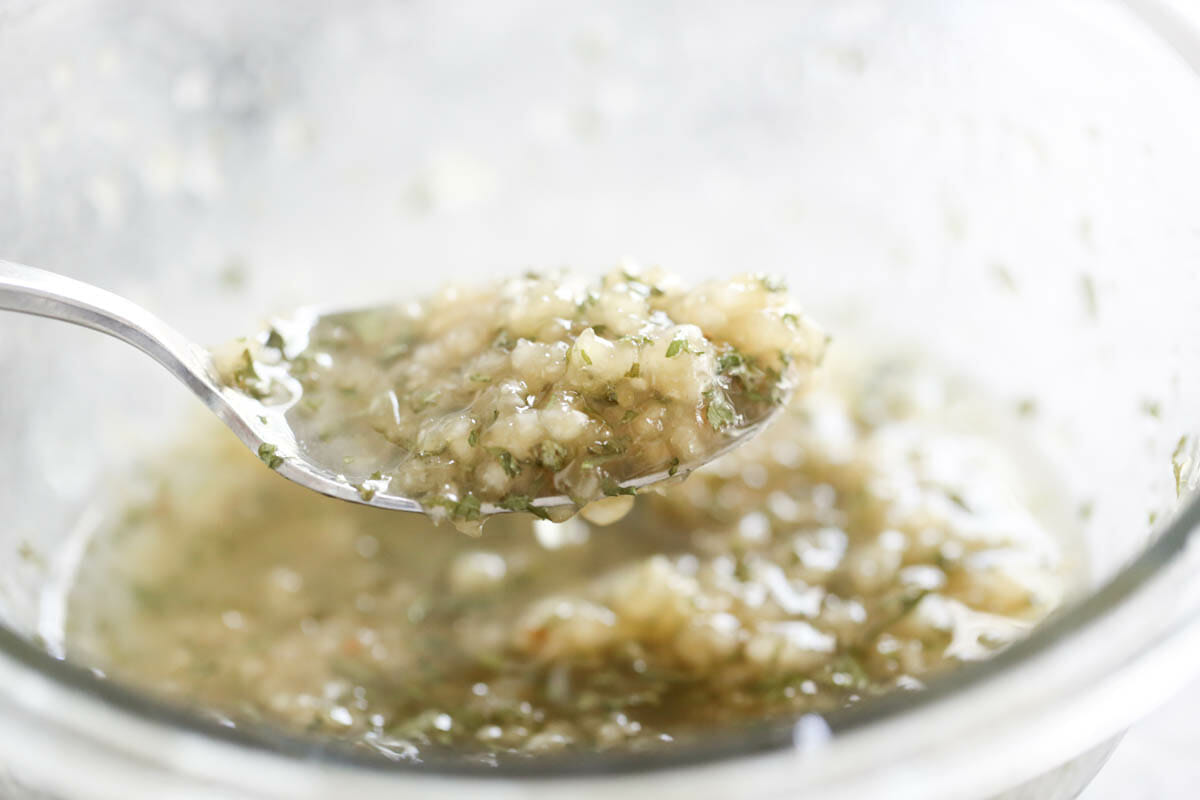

left=0, top=259, right=427, bottom=512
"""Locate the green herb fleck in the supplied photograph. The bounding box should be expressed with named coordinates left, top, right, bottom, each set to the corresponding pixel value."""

left=578, top=348, right=593, bottom=366
left=537, top=440, right=569, bottom=471
left=621, top=409, right=637, bottom=424
left=718, top=351, right=744, bottom=372
left=625, top=362, right=641, bottom=379
left=1142, top=399, right=1161, bottom=419
left=468, top=429, right=480, bottom=448
left=705, top=392, right=736, bottom=430
left=230, top=349, right=265, bottom=397
left=499, top=494, right=551, bottom=520
left=455, top=493, right=482, bottom=521
left=257, top=443, right=284, bottom=470
left=490, top=448, right=522, bottom=477
left=618, top=271, right=655, bottom=298
left=264, top=328, right=285, bottom=351
left=665, top=338, right=688, bottom=358
left=492, top=330, right=515, bottom=351
left=759, top=275, right=787, bottom=293
left=667, top=457, right=680, bottom=477
left=469, top=373, right=492, bottom=383
left=865, top=590, right=930, bottom=640
left=587, top=437, right=628, bottom=457
left=602, top=480, right=637, bottom=497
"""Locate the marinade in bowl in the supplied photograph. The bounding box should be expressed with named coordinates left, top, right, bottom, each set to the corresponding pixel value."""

left=59, top=347, right=1080, bottom=761
left=3, top=2, right=1200, bottom=798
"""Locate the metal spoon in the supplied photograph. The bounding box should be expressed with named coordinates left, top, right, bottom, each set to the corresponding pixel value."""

left=0, top=260, right=781, bottom=516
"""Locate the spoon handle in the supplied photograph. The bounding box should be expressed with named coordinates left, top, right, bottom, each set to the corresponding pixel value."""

left=0, top=259, right=425, bottom=513
left=0, top=259, right=224, bottom=407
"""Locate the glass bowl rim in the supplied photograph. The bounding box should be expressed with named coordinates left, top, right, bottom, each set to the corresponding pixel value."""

left=0, top=487, right=1196, bottom=779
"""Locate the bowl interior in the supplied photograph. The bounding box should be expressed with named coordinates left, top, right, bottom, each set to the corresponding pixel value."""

left=1, top=0, right=1199, bottom=764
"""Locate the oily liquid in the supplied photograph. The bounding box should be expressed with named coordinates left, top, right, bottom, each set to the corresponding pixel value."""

left=55, top=351, right=1082, bottom=761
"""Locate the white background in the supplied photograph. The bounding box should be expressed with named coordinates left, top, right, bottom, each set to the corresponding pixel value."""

left=1082, top=674, right=1200, bottom=797
left=1067, top=2, right=1200, bottom=797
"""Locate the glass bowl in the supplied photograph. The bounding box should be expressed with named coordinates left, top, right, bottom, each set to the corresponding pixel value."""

left=2, top=1, right=1200, bottom=797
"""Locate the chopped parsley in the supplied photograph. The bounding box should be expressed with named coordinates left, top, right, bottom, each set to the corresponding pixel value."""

left=230, top=349, right=265, bottom=397
left=427, top=493, right=483, bottom=521
left=498, top=494, right=551, bottom=520
left=602, top=480, right=637, bottom=497
left=537, top=440, right=569, bottom=472
left=455, top=493, right=482, bottom=521
left=257, top=443, right=284, bottom=470
left=490, top=448, right=522, bottom=477
left=705, top=392, right=736, bottom=430
left=717, top=351, right=744, bottom=373
left=665, top=338, right=688, bottom=358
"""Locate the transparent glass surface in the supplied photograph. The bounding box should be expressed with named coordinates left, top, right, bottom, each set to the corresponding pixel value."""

left=2, top=1, right=1200, bottom=798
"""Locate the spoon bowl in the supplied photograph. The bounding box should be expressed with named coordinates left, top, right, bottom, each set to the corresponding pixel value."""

left=0, top=260, right=780, bottom=518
